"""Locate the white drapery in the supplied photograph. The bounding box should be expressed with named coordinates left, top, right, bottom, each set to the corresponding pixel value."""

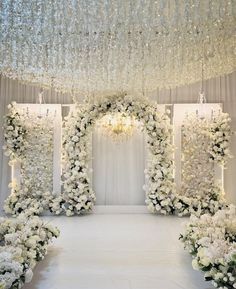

left=0, top=72, right=236, bottom=213
left=92, top=125, right=146, bottom=205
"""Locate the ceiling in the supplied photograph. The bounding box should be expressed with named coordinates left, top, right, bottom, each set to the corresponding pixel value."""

left=0, top=0, right=236, bottom=97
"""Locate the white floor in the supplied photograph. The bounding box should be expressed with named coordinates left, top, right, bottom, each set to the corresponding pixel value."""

left=24, top=214, right=214, bottom=289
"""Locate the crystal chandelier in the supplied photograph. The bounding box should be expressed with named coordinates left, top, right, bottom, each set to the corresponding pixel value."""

left=0, top=0, right=235, bottom=96
left=98, top=113, right=136, bottom=143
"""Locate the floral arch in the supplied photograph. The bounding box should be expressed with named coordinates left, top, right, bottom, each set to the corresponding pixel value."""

left=50, top=94, right=175, bottom=216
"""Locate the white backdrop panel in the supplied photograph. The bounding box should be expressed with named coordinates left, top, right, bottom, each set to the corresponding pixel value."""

left=14, top=104, right=62, bottom=194
left=173, top=103, right=223, bottom=191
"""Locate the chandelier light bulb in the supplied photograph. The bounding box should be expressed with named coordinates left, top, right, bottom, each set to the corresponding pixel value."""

left=99, top=113, right=136, bottom=143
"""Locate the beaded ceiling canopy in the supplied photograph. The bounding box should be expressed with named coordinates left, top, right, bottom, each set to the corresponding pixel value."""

left=0, top=0, right=236, bottom=96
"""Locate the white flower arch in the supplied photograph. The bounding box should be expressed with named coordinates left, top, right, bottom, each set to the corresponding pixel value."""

left=50, top=94, right=175, bottom=216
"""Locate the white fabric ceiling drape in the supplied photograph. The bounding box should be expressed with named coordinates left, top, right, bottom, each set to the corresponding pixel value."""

left=0, top=72, right=235, bottom=213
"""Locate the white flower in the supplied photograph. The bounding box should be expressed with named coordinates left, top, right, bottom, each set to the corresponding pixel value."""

left=25, top=269, right=33, bottom=283
left=72, top=135, right=79, bottom=142
left=192, top=259, right=199, bottom=270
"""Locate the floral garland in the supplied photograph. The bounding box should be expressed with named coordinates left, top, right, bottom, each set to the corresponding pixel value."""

left=175, top=112, right=231, bottom=216
left=0, top=214, right=59, bottom=289
left=209, top=112, right=232, bottom=165
left=21, top=114, right=54, bottom=194
left=3, top=106, right=54, bottom=216
left=50, top=94, right=175, bottom=216
left=3, top=102, right=27, bottom=161
left=180, top=206, right=236, bottom=289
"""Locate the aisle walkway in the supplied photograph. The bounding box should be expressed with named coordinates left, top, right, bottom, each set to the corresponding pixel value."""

left=24, top=214, right=214, bottom=289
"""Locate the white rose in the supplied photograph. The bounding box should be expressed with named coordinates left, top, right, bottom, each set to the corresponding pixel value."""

left=192, top=259, right=199, bottom=270
left=72, top=135, right=79, bottom=142
left=25, top=269, right=33, bottom=283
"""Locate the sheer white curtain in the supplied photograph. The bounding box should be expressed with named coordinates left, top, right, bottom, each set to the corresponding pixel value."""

left=92, top=125, right=146, bottom=205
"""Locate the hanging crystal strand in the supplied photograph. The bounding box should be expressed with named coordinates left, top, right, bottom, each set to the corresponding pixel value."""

left=8, top=0, right=15, bottom=75
left=158, top=0, right=167, bottom=88
left=174, top=0, right=183, bottom=88
left=41, top=0, right=48, bottom=87
left=53, top=0, right=60, bottom=90
left=68, top=0, right=76, bottom=93
left=87, top=1, right=94, bottom=99
left=57, top=1, right=63, bottom=77
left=46, top=0, right=53, bottom=85
left=73, top=0, right=80, bottom=94
left=22, top=1, right=32, bottom=83
left=113, top=1, right=119, bottom=94
left=62, top=1, right=67, bottom=91
left=198, top=59, right=206, bottom=103
left=103, top=0, right=110, bottom=94
left=83, top=0, right=90, bottom=98
left=140, top=30, right=145, bottom=98
left=109, top=1, right=117, bottom=95
left=144, top=0, right=152, bottom=92
left=126, top=11, right=133, bottom=94
left=90, top=0, right=97, bottom=96
left=1, top=0, right=236, bottom=93
left=122, top=0, right=130, bottom=93
left=0, top=0, right=9, bottom=68
left=97, top=1, right=104, bottom=95
left=90, top=1, right=96, bottom=96
left=11, top=0, right=20, bottom=75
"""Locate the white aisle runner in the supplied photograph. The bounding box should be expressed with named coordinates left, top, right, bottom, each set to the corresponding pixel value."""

left=24, top=215, right=214, bottom=289
left=92, top=126, right=146, bottom=206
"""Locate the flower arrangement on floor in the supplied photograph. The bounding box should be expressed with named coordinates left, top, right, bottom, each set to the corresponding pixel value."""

left=180, top=205, right=236, bottom=289
left=4, top=183, right=53, bottom=217
left=3, top=103, right=54, bottom=216
left=175, top=112, right=232, bottom=216
left=50, top=93, right=175, bottom=216
left=0, top=214, right=60, bottom=289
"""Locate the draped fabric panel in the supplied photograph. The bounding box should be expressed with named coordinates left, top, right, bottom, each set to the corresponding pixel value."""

left=92, top=125, right=146, bottom=205
left=0, top=72, right=235, bottom=213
